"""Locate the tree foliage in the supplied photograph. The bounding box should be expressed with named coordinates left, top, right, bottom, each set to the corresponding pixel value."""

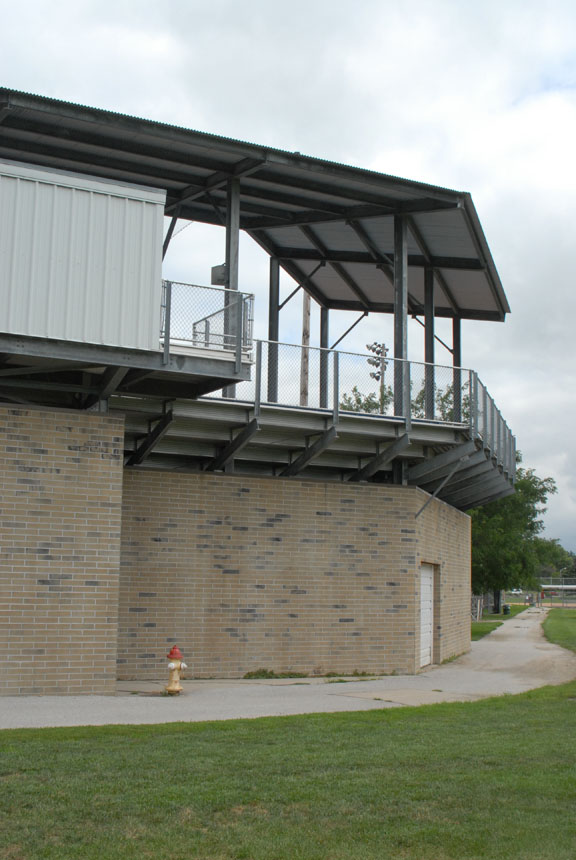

left=340, top=342, right=468, bottom=421
left=470, top=464, right=558, bottom=595
left=533, top=537, right=575, bottom=578
left=340, top=384, right=393, bottom=414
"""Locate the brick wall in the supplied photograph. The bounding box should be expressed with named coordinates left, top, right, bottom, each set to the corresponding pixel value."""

left=417, top=498, right=472, bottom=663
left=0, top=406, right=124, bottom=695
left=118, top=471, right=471, bottom=679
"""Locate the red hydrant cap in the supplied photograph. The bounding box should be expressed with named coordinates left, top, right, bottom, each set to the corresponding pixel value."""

left=167, top=646, right=183, bottom=660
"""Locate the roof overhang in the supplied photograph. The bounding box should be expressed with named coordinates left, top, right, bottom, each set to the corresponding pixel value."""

left=0, top=88, right=509, bottom=322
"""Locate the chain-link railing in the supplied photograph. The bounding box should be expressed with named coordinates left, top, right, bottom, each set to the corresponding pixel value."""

left=160, top=281, right=254, bottom=364
left=204, top=339, right=515, bottom=483
left=475, top=376, right=515, bottom=475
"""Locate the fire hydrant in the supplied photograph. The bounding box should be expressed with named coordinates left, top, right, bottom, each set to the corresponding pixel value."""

left=165, top=645, right=187, bottom=695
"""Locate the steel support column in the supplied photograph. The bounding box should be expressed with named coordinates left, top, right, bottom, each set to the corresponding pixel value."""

left=394, top=215, right=408, bottom=417
left=319, top=306, right=329, bottom=408
left=267, top=257, right=280, bottom=402
left=225, top=177, right=240, bottom=292
left=424, top=266, right=435, bottom=419
left=223, top=177, right=241, bottom=398
left=452, top=317, right=462, bottom=422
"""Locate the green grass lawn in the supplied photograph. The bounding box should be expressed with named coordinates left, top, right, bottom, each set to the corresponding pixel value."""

left=543, top=608, right=576, bottom=653
left=2, top=681, right=576, bottom=860
left=471, top=620, right=502, bottom=640
left=484, top=603, right=527, bottom=620
left=471, top=603, right=527, bottom=640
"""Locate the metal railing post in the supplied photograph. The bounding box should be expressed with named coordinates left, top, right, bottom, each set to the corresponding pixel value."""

left=404, top=360, right=412, bottom=431
left=490, top=397, right=496, bottom=457
left=453, top=363, right=462, bottom=423
left=254, top=340, right=262, bottom=417
left=267, top=341, right=278, bottom=402
left=320, top=347, right=329, bottom=409
left=332, top=351, right=340, bottom=424
left=394, top=357, right=403, bottom=416
left=163, top=280, right=172, bottom=365
left=425, top=360, right=435, bottom=419
left=235, top=295, right=243, bottom=372
left=470, top=371, right=478, bottom=437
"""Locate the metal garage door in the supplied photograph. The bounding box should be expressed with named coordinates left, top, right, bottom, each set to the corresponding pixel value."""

left=420, top=564, right=434, bottom=667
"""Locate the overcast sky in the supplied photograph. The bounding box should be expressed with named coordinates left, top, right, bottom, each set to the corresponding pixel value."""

left=1, top=0, right=575, bottom=549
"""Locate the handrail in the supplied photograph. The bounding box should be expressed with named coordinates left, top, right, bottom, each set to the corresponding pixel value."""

left=216, top=338, right=516, bottom=484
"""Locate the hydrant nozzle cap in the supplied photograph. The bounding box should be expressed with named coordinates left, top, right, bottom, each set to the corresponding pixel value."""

left=167, top=646, right=183, bottom=660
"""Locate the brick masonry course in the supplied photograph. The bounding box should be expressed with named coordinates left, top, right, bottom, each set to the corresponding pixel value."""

left=118, top=471, right=471, bottom=680
left=0, top=406, right=124, bottom=695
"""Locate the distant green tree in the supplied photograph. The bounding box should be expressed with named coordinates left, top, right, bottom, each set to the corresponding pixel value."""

left=533, top=538, right=575, bottom=579
left=411, top=381, right=470, bottom=422
left=340, top=385, right=391, bottom=414
left=470, top=460, right=557, bottom=604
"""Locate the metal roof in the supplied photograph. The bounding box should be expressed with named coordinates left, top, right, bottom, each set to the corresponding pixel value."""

left=0, top=88, right=509, bottom=322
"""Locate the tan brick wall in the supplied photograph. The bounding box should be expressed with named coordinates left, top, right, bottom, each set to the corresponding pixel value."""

left=415, top=492, right=472, bottom=664
left=0, top=406, right=124, bottom=695
left=118, top=471, right=471, bottom=679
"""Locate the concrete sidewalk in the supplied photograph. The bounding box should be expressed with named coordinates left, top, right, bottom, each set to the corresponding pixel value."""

left=1, top=608, right=574, bottom=729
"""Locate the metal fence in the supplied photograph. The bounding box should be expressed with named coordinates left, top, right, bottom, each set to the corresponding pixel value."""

left=160, top=280, right=254, bottom=365
left=211, top=339, right=515, bottom=480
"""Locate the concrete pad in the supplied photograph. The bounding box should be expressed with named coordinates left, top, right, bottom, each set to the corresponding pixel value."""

left=1, top=608, right=574, bottom=729
left=331, top=689, right=481, bottom=706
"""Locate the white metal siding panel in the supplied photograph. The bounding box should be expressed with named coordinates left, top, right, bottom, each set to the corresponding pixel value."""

left=420, top=563, right=434, bottom=667
left=0, top=159, right=165, bottom=351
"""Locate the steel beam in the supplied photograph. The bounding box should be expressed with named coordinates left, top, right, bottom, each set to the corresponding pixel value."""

left=300, top=225, right=371, bottom=309
left=460, top=485, right=515, bottom=510
left=83, top=366, right=129, bottom=409
left=415, top=457, right=467, bottom=518
left=320, top=306, right=329, bottom=408
left=246, top=199, right=459, bottom=231
left=0, top=362, right=95, bottom=378
left=346, top=433, right=410, bottom=482
left=441, top=472, right=506, bottom=506
left=223, top=177, right=241, bottom=398
left=126, top=410, right=174, bottom=466
left=407, top=216, right=461, bottom=315
left=275, top=247, right=483, bottom=270
left=408, top=439, right=477, bottom=482
left=225, top=177, right=241, bottom=292
left=267, top=257, right=280, bottom=402
left=248, top=230, right=328, bottom=309
left=420, top=457, right=492, bottom=493
left=394, top=215, right=408, bottom=416
left=204, top=418, right=260, bottom=472
left=162, top=212, right=180, bottom=260
left=280, top=425, right=338, bottom=477
left=329, top=312, right=367, bottom=350
left=165, top=157, right=264, bottom=213
left=424, top=266, right=435, bottom=419
left=452, top=318, right=462, bottom=422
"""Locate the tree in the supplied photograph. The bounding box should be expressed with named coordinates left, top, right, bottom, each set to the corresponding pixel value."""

left=532, top=537, right=575, bottom=579
left=340, top=342, right=469, bottom=421
left=470, top=460, right=557, bottom=602
left=411, top=381, right=470, bottom=422
left=340, top=385, right=390, bottom=414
